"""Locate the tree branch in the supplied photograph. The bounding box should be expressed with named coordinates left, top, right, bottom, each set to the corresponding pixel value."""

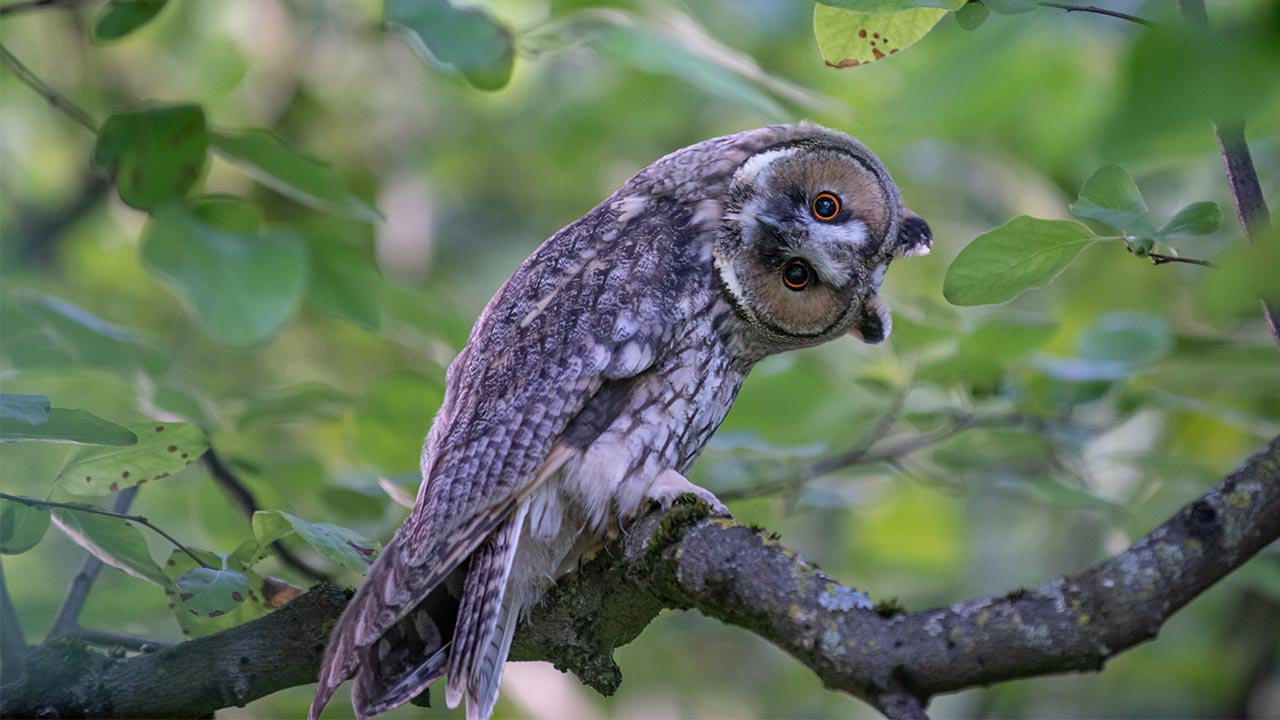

left=3, top=436, right=1276, bottom=719
left=0, top=44, right=97, bottom=132
left=0, top=562, right=28, bottom=671
left=47, top=487, right=138, bottom=640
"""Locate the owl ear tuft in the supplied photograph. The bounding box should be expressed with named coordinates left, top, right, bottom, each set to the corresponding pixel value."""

left=894, top=209, right=932, bottom=259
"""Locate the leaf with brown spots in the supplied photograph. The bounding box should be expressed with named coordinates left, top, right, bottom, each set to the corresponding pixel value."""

left=814, top=4, right=949, bottom=68
left=162, top=548, right=273, bottom=638
left=55, top=422, right=209, bottom=496
left=174, top=567, right=251, bottom=618
left=93, top=105, right=208, bottom=211
left=252, top=510, right=382, bottom=572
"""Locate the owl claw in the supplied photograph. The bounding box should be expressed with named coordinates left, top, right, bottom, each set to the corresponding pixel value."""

left=646, top=469, right=730, bottom=516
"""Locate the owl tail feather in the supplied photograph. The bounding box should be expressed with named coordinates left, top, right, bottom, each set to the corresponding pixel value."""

left=348, top=565, right=467, bottom=719
left=445, top=500, right=530, bottom=719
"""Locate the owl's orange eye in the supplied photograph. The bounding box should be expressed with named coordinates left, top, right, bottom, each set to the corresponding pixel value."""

left=782, top=259, right=811, bottom=291
left=812, top=192, right=841, bottom=221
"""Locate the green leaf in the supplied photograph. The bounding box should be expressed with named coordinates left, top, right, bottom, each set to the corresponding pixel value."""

left=51, top=507, right=168, bottom=585
left=93, top=105, right=207, bottom=211
left=1, top=394, right=50, bottom=425
left=296, top=222, right=383, bottom=330
left=1159, top=201, right=1222, bottom=238
left=2, top=291, right=168, bottom=376
left=56, top=422, right=208, bottom=496
left=1, top=499, right=51, bottom=555
left=1, top=407, right=138, bottom=446
left=162, top=548, right=271, bottom=638
left=1077, top=311, right=1173, bottom=365
left=238, top=382, right=352, bottom=428
left=815, top=3, right=948, bottom=68
left=385, top=0, right=515, bottom=91
left=139, top=202, right=308, bottom=347
left=918, top=319, right=1055, bottom=387
left=93, top=0, right=168, bottom=43
left=208, top=129, right=380, bottom=222
left=816, top=0, right=965, bottom=10
left=588, top=25, right=784, bottom=119
left=352, top=372, right=443, bottom=473
left=953, top=1, right=990, bottom=29
left=174, top=567, right=252, bottom=618
left=1068, top=165, right=1158, bottom=239
left=943, top=216, right=1099, bottom=306
left=252, top=510, right=381, bottom=571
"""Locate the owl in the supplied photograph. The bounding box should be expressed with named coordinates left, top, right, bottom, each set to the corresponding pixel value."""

left=310, top=122, right=932, bottom=720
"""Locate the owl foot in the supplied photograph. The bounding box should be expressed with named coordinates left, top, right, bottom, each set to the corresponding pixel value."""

left=646, top=469, right=729, bottom=516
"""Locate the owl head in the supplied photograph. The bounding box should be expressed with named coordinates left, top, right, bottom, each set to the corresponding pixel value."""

left=715, top=126, right=930, bottom=351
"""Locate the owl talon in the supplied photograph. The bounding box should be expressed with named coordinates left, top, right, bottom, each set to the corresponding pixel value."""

left=646, top=469, right=730, bottom=516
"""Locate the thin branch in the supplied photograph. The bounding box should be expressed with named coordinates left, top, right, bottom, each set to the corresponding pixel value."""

left=202, top=450, right=332, bottom=584
left=74, top=628, right=172, bottom=653
left=1148, top=253, right=1215, bottom=267
left=0, top=562, right=28, bottom=669
left=1177, top=0, right=1279, bottom=347
left=1039, top=2, right=1154, bottom=27
left=47, top=487, right=138, bottom=639
left=3, top=436, right=1276, bottom=719
left=0, top=44, right=97, bottom=132
left=0, top=492, right=211, bottom=570
left=0, top=0, right=68, bottom=16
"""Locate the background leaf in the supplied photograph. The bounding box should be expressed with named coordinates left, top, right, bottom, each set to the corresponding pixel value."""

left=1160, top=201, right=1222, bottom=238
left=139, top=202, right=308, bottom=347
left=943, top=217, right=1099, bottom=306
left=1, top=292, right=168, bottom=376
left=385, top=0, right=515, bottom=91
left=56, top=422, right=208, bottom=495
left=209, top=129, right=380, bottom=222
left=1, top=407, right=138, bottom=446
left=93, top=105, right=207, bottom=211
left=252, top=510, right=381, bottom=571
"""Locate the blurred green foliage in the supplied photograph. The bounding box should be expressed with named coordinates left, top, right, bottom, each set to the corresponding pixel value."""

left=1, top=0, right=1278, bottom=718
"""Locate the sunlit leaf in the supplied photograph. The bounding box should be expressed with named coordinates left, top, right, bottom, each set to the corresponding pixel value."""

left=943, top=216, right=1099, bottom=306
left=93, top=0, right=168, bottom=43
left=1068, top=165, right=1158, bottom=240
left=252, top=510, right=381, bottom=571
left=1159, top=201, right=1221, bottom=238
left=208, top=129, right=380, bottom=222
left=385, top=0, right=515, bottom=91
left=93, top=105, right=207, bottom=211
left=1, top=407, right=138, bottom=446
left=814, top=3, right=948, bottom=68
left=1, top=499, right=50, bottom=555
left=56, top=422, right=208, bottom=495
left=815, top=0, right=965, bottom=10
left=2, top=291, right=168, bottom=376
left=51, top=507, right=168, bottom=585
left=174, top=567, right=252, bottom=618
left=139, top=202, right=308, bottom=347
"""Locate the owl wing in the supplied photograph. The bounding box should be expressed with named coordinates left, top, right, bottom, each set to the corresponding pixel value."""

left=311, top=195, right=708, bottom=718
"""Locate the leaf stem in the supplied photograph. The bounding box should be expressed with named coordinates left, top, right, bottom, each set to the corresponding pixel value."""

left=1148, top=253, right=1215, bottom=267
left=0, top=492, right=212, bottom=569
left=1038, top=2, right=1154, bottom=27
left=0, top=44, right=97, bottom=132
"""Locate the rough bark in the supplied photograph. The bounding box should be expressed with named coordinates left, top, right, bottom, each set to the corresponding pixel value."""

left=2, top=436, right=1277, bottom=719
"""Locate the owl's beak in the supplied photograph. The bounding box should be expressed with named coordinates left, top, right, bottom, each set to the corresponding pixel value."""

left=754, top=213, right=787, bottom=241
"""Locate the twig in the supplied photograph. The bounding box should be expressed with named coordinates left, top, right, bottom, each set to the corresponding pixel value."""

left=0, top=561, right=28, bottom=668
left=0, top=0, right=67, bottom=16
left=201, top=450, right=332, bottom=583
left=75, top=628, right=172, bottom=652
left=47, top=487, right=138, bottom=640
left=1148, top=253, right=1215, bottom=267
left=0, top=492, right=211, bottom=570
left=1039, top=2, right=1154, bottom=27
left=0, top=44, right=97, bottom=132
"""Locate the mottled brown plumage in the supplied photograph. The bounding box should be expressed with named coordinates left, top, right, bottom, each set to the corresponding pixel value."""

left=311, top=123, right=931, bottom=720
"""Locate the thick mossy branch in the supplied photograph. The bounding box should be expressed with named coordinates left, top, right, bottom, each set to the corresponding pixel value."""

left=2, top=437, right=1277, bottom=719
